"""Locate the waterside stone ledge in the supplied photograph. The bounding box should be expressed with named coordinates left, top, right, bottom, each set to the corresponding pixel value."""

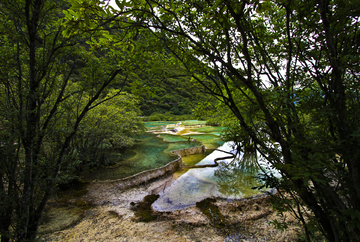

left=95, top=144, right=206, bottom=190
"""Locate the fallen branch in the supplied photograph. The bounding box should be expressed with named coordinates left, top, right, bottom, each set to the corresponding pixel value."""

left=183, top=149, right=235, bottom=169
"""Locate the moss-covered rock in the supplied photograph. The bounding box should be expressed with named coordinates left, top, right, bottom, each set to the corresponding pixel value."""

left=131, top=194, right=160, bottom=222
left=196, top=198, right=225, bottom=228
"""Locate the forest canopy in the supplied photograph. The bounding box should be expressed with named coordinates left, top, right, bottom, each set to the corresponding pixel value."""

left=0, top=0, right=360, bottom=241
left=107, top=0, right=359, bottom=241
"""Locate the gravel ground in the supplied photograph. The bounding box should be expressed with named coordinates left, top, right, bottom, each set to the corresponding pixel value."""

left=39, top=175, right=303, bottom=242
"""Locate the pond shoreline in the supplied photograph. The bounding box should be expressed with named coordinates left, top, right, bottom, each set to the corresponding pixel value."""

left=92, top=143, right=206, bottom=190
left=39, top=122, right=298, bottom=240
left=40, top=173, right=301, bottom=241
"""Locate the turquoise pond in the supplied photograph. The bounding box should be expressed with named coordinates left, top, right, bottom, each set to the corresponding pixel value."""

left=81, top=133, right=203, bottom=181
left=145, top=120, right=207, bottom=129
left=82, top=120, right=272, bottom=211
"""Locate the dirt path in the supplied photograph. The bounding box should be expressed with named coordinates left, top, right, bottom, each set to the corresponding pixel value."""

left=39, top=175, right=302, bottom=241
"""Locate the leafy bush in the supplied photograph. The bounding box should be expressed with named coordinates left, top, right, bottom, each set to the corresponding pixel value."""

left=66, top=89, right=145, bottom=171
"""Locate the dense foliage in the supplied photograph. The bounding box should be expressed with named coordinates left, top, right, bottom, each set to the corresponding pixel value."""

left=1, top=0, right=360, bottom=241
left=137, top=64, right=200, bottom=117
left=0, top=0, right=156, bottom=240
left=65, top=90, right=144, bottom=173
left=131, top=52, right=212, bottom=120
left=120, top=0, right=360, bottom=241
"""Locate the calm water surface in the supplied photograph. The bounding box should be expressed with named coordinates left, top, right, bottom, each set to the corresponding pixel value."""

left=82, top=121, right=270, bottom=211
left=152, top=142, right=265, bottom=211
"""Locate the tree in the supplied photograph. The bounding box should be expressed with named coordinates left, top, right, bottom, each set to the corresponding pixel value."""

left=0, top=0, right=147, bottom=240
left=124, top=0, right=360, bottom=240
left=67, top=90, right=145, bottom=172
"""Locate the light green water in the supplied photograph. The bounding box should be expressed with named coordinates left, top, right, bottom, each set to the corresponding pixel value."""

left=180, top=120, right=207, bottom=126
left=182, top=134, right=224, bottom=149
left=81, top=121, right=267, bottom=211
left=145, top=120, right=208, bottom=130
left=159, top=133, right=224, bottom=149
left=145, top=121, right=180, bottom=129
left=81, top=121, right=226, bottom=181
left=191, top=125, right=227, bottom=135
left=152, top=142, right=265, bottom=211
left=81, top=133, right=202, bottom=181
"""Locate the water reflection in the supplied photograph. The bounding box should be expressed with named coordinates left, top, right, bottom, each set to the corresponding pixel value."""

left=214, top=149, right=261, bottom=195
left=81, top=133, right=202, bottom=181
left=223, top=149, right=259, bottom=173
left=81, top=121, right=224, bottom=181
left=152, top=142, right=264, bottom=211
left=158, top=126, right=226, bottom=149
left=81, top=121, right=269, bottom=211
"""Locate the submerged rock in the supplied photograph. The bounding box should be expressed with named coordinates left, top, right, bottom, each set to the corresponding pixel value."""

left=131, top=194, right=160, bottom=222
left=196, top=198, right=225, bottom=228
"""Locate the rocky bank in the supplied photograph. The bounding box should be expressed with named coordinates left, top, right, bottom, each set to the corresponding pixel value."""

left=38, top=175, right=303, bottom=241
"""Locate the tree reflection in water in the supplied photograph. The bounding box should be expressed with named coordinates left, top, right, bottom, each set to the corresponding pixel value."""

left=214, top=149, right=263, bottom=198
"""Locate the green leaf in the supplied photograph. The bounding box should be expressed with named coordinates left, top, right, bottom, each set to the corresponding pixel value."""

left=84, top=14, right=90, bottom=26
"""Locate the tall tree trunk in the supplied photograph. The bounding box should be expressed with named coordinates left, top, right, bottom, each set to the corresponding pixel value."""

left=16, top=0, right=43, bottom=240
